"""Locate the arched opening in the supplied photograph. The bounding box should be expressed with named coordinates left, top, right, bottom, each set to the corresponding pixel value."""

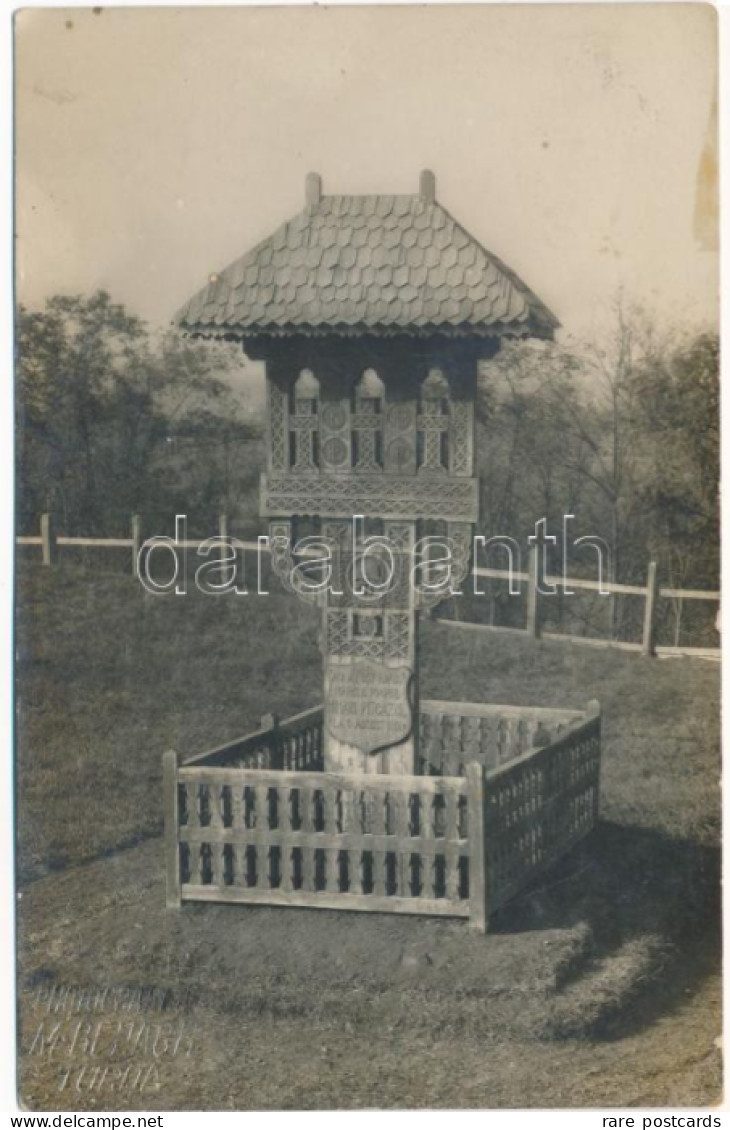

left=290, top=369, right=320, bottom=469
left=418, top=368, right=450, bottom=470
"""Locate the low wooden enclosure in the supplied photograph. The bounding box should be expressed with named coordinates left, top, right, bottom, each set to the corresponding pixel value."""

left=164, top=699, right=601, bottom=930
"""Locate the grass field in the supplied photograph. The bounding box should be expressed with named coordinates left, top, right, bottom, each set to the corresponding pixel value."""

left=16, top=560, right=722, bottom=1110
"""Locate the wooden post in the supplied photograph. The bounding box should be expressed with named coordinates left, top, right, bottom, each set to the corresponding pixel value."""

left=131, top=514, right=141, bottom=579
left=467, top=762, right=488, bottom=933
left=642, top=560, right=659, bottom=657
left=40, top=512, right=56, bottom=566
left=526, top=542, right=541, bottom=638
left=163, top=750, right=182, bottom=909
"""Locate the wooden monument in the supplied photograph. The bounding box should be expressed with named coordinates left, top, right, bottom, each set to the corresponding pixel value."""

left=166, top=171, right=601, bottom=926
left=176, top=170, right=557, bottom=776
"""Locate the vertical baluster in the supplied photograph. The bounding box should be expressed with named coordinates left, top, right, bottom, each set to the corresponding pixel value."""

left=371, top=788, right=388, bottom=896
left=343, top=788, right=363, bottom=895
left=391, top=788, right=410, bottom=897
left=300, top=786, right=316, bottom=891
left=462, top=716, right=479, bottom=773
left=254, top=784, right=271, bottom=888
left=188, top=843, right=203, bottom=886
left=323, top=785, right=340, bottom=893
left=187, top=782, right=201, bottom=830
left=231, top=786, right=244, bottom=886
left=445, top=713, right=454, bottom=774
left=477, top=716, right=487, bottom=767
left=482, top=716, right=497, bottom=770
left=185, top=783, right=203, bottom=885
left=444, top=789, right=461, bottom=902
left=163, top=750, right=181, bottom=908
left=419, top=713, right=430, bottom=775
left=207, top=782, right=224, bottom=888
left=424, top=713, right=440, bottom=774
left=496, top=717, right=507, bottom=765
left=438, top=716, right=450, bottom=775
left=420, top=792, right=435, bottom=897
left=278, top=784, right=294, bottom=892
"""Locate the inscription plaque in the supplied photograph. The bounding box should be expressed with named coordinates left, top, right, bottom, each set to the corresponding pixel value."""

left=326, top=661, right=413, bottom=755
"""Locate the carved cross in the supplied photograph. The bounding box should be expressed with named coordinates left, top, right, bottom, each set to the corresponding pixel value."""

left=417, top=397, right=449, bottom=471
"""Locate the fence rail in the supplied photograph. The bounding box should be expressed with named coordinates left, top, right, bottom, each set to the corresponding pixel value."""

left=17, top=513, right=719, bottom=659
left=164, top=699, right=601, bottom=930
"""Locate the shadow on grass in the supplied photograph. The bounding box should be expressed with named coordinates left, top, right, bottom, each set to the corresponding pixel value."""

left=492, top=820, right=721, bottom=1041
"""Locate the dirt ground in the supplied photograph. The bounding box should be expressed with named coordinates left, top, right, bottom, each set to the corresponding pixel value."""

left=17, top=836, right=721, bottom=1110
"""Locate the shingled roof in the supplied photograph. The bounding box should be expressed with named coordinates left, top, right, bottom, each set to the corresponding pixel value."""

left=175, top=171, right=558, bottom=339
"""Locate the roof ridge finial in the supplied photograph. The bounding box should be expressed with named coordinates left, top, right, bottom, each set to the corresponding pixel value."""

left=419, top=169, right=436, bottom=203
left=306, top=171, right=322, bottom=210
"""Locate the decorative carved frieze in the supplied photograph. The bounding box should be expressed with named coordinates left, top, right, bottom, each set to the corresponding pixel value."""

left=267, top=383, right=289, bottom=472
left=449, top=399, right=474, bottom=477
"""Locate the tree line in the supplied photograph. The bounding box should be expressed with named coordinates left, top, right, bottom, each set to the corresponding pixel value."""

left=16, top=291, right=262, bottom=536
left=475, top=303, right=719, bottom=641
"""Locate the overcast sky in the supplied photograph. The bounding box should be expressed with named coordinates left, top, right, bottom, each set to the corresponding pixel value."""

left=15, top=4, right=718, bottom=344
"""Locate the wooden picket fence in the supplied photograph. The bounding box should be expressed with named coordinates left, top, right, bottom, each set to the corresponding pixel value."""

left=452, top=548, right=720, bottom=660
left=17, top=512, right=719, bottom=660
left=163, top=699, right=601, bottom=930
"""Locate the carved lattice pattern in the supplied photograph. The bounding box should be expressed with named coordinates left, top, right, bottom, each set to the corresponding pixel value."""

left=262, top=473, right=478, bottom=523
left=448, top=399, right=473, bottom=476
left=268, top=384, right=289, bottom=472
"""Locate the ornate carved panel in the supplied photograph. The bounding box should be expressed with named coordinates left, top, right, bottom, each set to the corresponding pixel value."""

left=319, top=400, right=352, bottom=471
left=418, top=369, right=450, bottom=472
left=414, top=520, right=474, bottom=610
left=325, top=608, right=412, bottom=661
left=325, top=661, right=414, bottom=757
left=269, top=519, right=323, bottom=606
left=267, top=383, right=289, bottom=472
left=290, top=398, right=319, bottom=472
left=261, top=472, right=479, bottom=523
left=384, top=400, right=417, bottom=475
left=352, top=404, right=382, bottom=471
left=449, top=399, right=474, bottom=477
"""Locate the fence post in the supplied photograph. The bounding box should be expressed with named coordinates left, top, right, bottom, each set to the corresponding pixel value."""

left=219, top=513, right=229, bottom=582
left=586, top=699, right=602, bottom=826
left=526, top=542, right=541, bottom=638
left=466, top=762, right=489, bottom=933
left=131, top=514, right=141, bottom=579
left=40, top=512, right=56, bottom=566
left=163, top=750, right=181, bottom=909
left=642, top=560, right=659, bottom=657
